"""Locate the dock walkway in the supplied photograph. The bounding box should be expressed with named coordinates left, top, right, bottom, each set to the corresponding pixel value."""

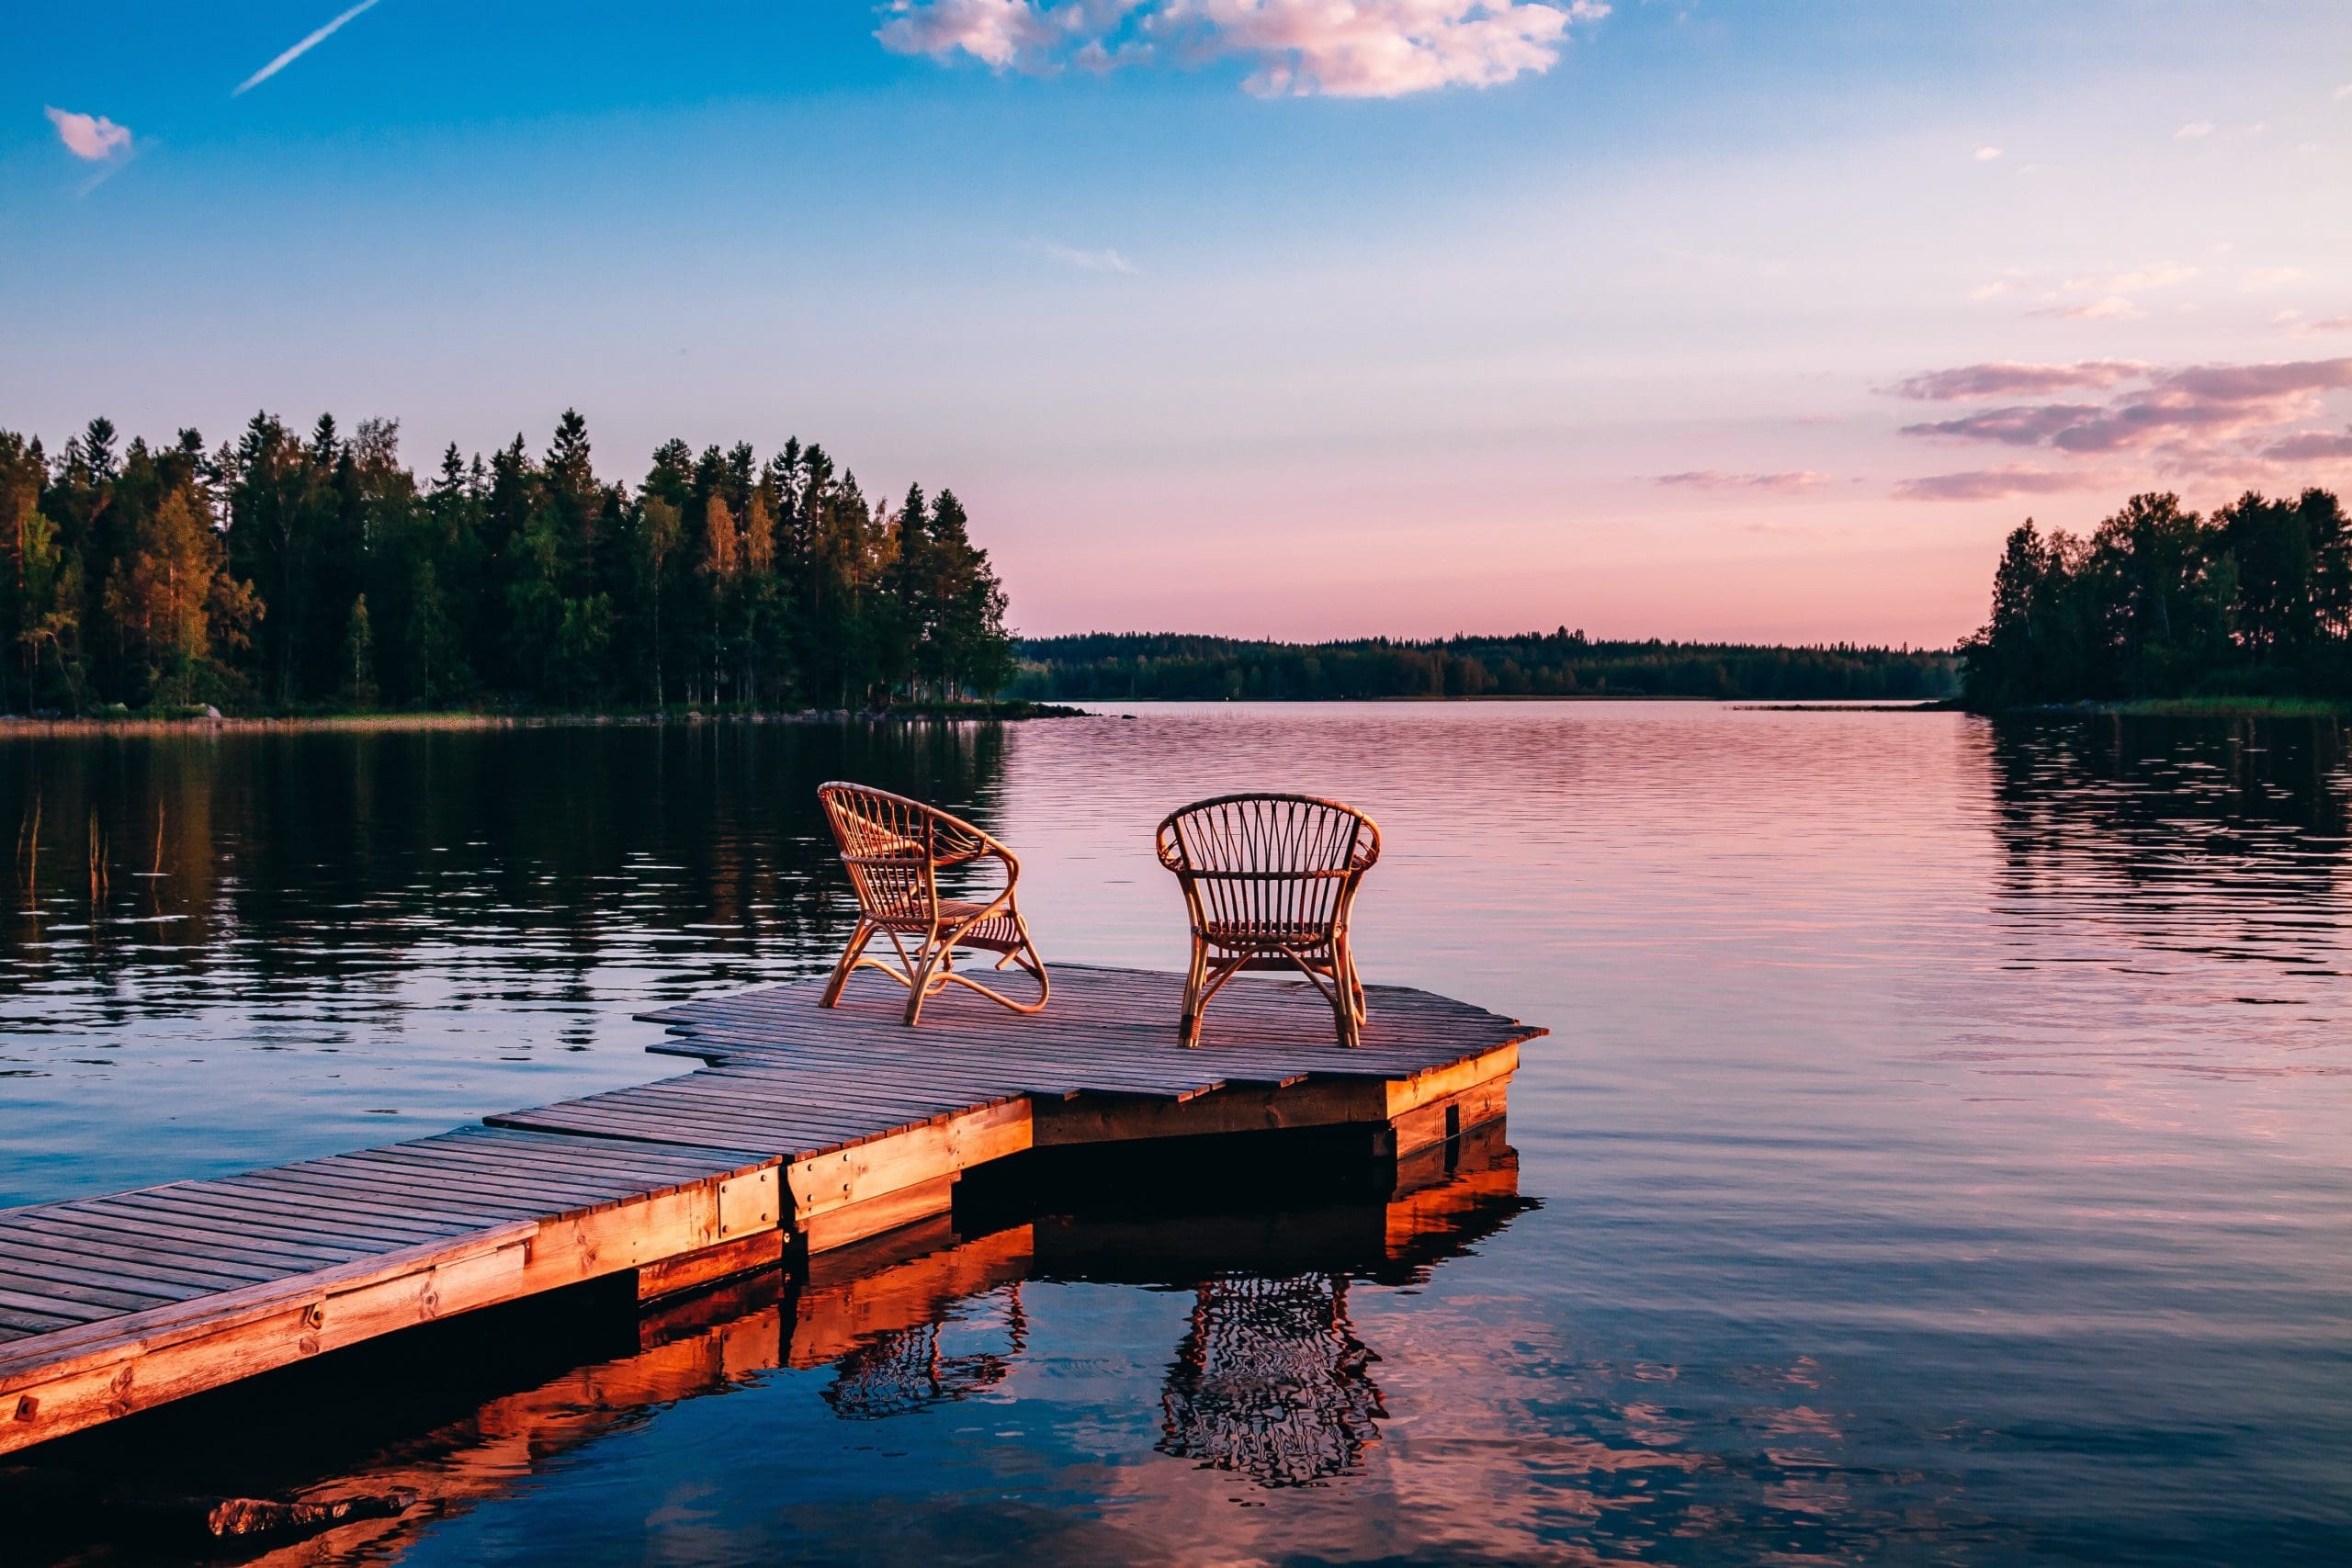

left=0, top=964, right=1540, bottom=1455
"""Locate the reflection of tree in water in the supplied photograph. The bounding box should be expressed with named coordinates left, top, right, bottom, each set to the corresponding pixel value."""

left=0, top=719, right=1013, bottom=1019
left=1986, top=715, right=2351, bottom=964
left=822, top=1284, right=1027, bottom=1420
left=1988, top=714, right=2346, bottom=883
left=1158, top=1272, right=1385, bottom=1488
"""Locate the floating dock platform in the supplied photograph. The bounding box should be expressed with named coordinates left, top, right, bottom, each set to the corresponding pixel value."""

left=0, top=964, right=1541, bottom=1456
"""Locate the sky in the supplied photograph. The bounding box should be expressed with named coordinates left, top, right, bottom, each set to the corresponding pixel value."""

left=6, top=1, right=2351, bottom=646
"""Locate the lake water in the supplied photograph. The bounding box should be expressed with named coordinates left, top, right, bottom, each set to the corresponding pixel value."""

left=4, top=704, right=2348, bottom=1564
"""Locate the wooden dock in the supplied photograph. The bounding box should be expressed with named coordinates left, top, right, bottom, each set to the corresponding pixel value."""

left=0, top=964, right=1541, bottom=1457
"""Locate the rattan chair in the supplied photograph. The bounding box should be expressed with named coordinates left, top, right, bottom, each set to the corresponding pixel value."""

left=817, top=783, right=1049, bottom=1025
left=1154, top=792, right=1382, bottom=1048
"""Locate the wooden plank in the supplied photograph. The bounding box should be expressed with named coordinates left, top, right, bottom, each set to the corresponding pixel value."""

left=0, top=1224, right=537, bottom=1452
left=1031, top=1077, right=1391, bottom=1146
left=1386, top=1071, right=1514, bottom=1160
left=427, top=1126, right=769, bottom=1183
left=0, top=1287, right=130, bottom=1325
left=782, top=1098, right=1032, bottom=1231
left=797, top=1174, right=957, bottom=1254
left=329, top=1150, right=649, bottom=1211
left=63, top=1191, right=432, bottom=1257
left=218, top=1168, right=557, bottom=1226
left=634, top=1231, right=786, bottom=1303
left=24, top=1204, right=385, bottom=1269
left=300, top=1154, right=636, bottom=1213
left=0, top=1215, right=297, bottom=1284
left=0, top=1235, right=262, bottom=1295
left=1383, top=1041, right=1521, bottom=1120
left=96, top=1185, right=466, bottom=1248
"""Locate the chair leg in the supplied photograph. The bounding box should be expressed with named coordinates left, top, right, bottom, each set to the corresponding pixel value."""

left=1332, top=938, right=1365, bottom=1047
left=904, top=935, right=944, bottom=1027
left=820, top=921, right=876, bottom=1009
left=1179, top=938, right=1208, bottom=1047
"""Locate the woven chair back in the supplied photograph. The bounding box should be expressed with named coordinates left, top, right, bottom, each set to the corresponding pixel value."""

left=1157, top=793, right=1379, bottom=942
left=819, top=783, right=944, bottom=929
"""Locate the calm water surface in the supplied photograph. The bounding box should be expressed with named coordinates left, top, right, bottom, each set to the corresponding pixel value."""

left=4, top=704, right=2348, bottom=1564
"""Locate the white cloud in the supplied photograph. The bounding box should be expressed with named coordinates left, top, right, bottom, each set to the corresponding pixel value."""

left=2032, top=296, right=2144, bottom=322
left=2016, top=264, right=2198, bottom=321
left=1973, top=145, right=2002, bottom=162
left=2274, top=311, right=2352, bottom=337
left=877, top=0, right=1607, bottom=96
left=2055, top=265, right=2199, bottom=297
left=2335, top=82, right=2352, bottom=102
left=1038, top=240, right=1140, bottom=273
left=1652, top=469, right=1827, bottom=493
left=2241, top=266, right=2308, bottom=291
left=2174, top=119, right=2214, bottom=138
left=44, top=106, right=131, bottom=161
left=234, top=0, right=384, bottom=96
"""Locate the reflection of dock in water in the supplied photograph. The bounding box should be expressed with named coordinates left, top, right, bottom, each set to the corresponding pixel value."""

left=13, top=1126, right=1527, bottom=1562
left=0, top=965, right=1537, bottom=1461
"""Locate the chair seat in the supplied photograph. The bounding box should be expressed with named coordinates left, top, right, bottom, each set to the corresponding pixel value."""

left=1196, top=919, right=1340, bottom=951
left=872, top=899, right=1027, bottom=953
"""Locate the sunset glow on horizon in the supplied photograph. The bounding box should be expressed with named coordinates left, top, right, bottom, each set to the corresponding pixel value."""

left=7, top=1, right=2350, bottom=645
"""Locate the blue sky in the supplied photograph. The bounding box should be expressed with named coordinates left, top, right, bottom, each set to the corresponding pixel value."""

left=6, top=2, right=2350, bottom=641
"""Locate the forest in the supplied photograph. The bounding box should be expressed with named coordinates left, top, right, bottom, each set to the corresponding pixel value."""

left=1011, top=631, right=1959, bottom=702
left=0, top=412, right=1015, bottom=715
left=1960, top=488, right=2351, bottom=710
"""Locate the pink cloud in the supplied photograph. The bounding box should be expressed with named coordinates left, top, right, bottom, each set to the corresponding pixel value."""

left=1652, top=469, right=1827, bottom=493
left=1893, top=467, right=2109, bottom=502
left=876, top=0, right=1603, bottom=96
left=2264, top=427, right=2352, bottom=461
left=2162, top=357, right=2352, bottom=401
left=876, top=0, right=1081, bottom=67
left=1901, top=404, right=2104, bottom=446
left=1161, top=0, right=1600, bottom=96
left=1891, top=355, right=2352, bottom=485
left=44, top=106, right=131, bottom=162
left=1887, top=360, right=2148, bottom=400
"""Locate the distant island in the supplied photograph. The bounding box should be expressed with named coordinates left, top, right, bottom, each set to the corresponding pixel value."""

left=1961, top=487, right=2349, bottom=712
left=1011, top=633, right=1958, bottom=703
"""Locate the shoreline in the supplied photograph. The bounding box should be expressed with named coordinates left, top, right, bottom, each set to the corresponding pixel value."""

left=2003, top=696, right=2351, bottom=719
left=0, top=702, right=1091, bottom=737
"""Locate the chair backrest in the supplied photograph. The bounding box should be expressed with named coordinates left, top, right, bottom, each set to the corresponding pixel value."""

left=1155, top=793, right=1381, bottom=937
left=817, top=782, right=967, bottom=926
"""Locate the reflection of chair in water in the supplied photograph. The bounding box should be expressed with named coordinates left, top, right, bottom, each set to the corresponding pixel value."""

left=1158, top=1272, right=1385, bottom=1487
left=821, top=1284, right=1029, bottom=1420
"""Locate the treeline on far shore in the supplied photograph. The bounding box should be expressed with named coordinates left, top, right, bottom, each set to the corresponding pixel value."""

left=0, top=412, right=1015, bottom=717
left=1962, top=487, right=2350, bottom=710
left=1009, top=631, right=1961, bottom=703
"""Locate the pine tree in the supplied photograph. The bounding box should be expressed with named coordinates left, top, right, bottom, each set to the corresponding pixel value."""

left=700, top=492, right=739, bottom=705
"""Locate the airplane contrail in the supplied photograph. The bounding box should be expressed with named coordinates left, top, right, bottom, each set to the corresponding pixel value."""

left=233, top=0, right=385, bottom=96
